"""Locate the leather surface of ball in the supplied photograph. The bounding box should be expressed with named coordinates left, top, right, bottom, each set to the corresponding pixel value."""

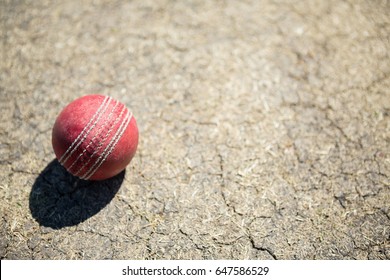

left=52, top=94, right=139, bottom=181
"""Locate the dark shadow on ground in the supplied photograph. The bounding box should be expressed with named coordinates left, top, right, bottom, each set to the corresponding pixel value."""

left=29, top=159, right=124, bottom=229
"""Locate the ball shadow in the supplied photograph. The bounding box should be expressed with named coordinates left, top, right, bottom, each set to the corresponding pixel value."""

left=29, top=159, right=125, bottom=229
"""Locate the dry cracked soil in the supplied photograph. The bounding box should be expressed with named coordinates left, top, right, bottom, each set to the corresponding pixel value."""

left=1, top=0, right=389, bottom=259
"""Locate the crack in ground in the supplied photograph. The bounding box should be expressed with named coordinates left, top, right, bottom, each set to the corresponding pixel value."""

left=179, top=228, right=209, bottom=253
left=248, top=235, right=277, bottom=260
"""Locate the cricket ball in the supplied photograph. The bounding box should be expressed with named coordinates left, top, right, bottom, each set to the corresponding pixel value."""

left=52, top=94, right=139, bottom=181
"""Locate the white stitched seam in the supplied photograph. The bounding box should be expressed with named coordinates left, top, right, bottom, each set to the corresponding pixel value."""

left=67, top=99, right=120, bottom=173
left=82, top=110, right=131, bottom=180
left=82, top=109, right=132, bottom=180
left=75, top=104, right=127, bottom=178
left=58, top=96, right=109, bottom=164
left=60, top=96, right=112, bottom=166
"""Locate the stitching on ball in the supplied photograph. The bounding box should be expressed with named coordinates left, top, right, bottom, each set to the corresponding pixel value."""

left=67, top=99, right=120, bottom=173
left=76, top=103, right=127, bottom=178
left=59, top=96, right=112, bottom=165
left=82, top=109, right=132, bottom=180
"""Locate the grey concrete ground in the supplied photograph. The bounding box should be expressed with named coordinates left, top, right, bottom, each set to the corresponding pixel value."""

left=1, top=0, right=389, bottom=259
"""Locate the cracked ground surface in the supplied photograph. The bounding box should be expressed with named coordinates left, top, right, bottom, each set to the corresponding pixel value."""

left=1, top=0, right=389, bottom=259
